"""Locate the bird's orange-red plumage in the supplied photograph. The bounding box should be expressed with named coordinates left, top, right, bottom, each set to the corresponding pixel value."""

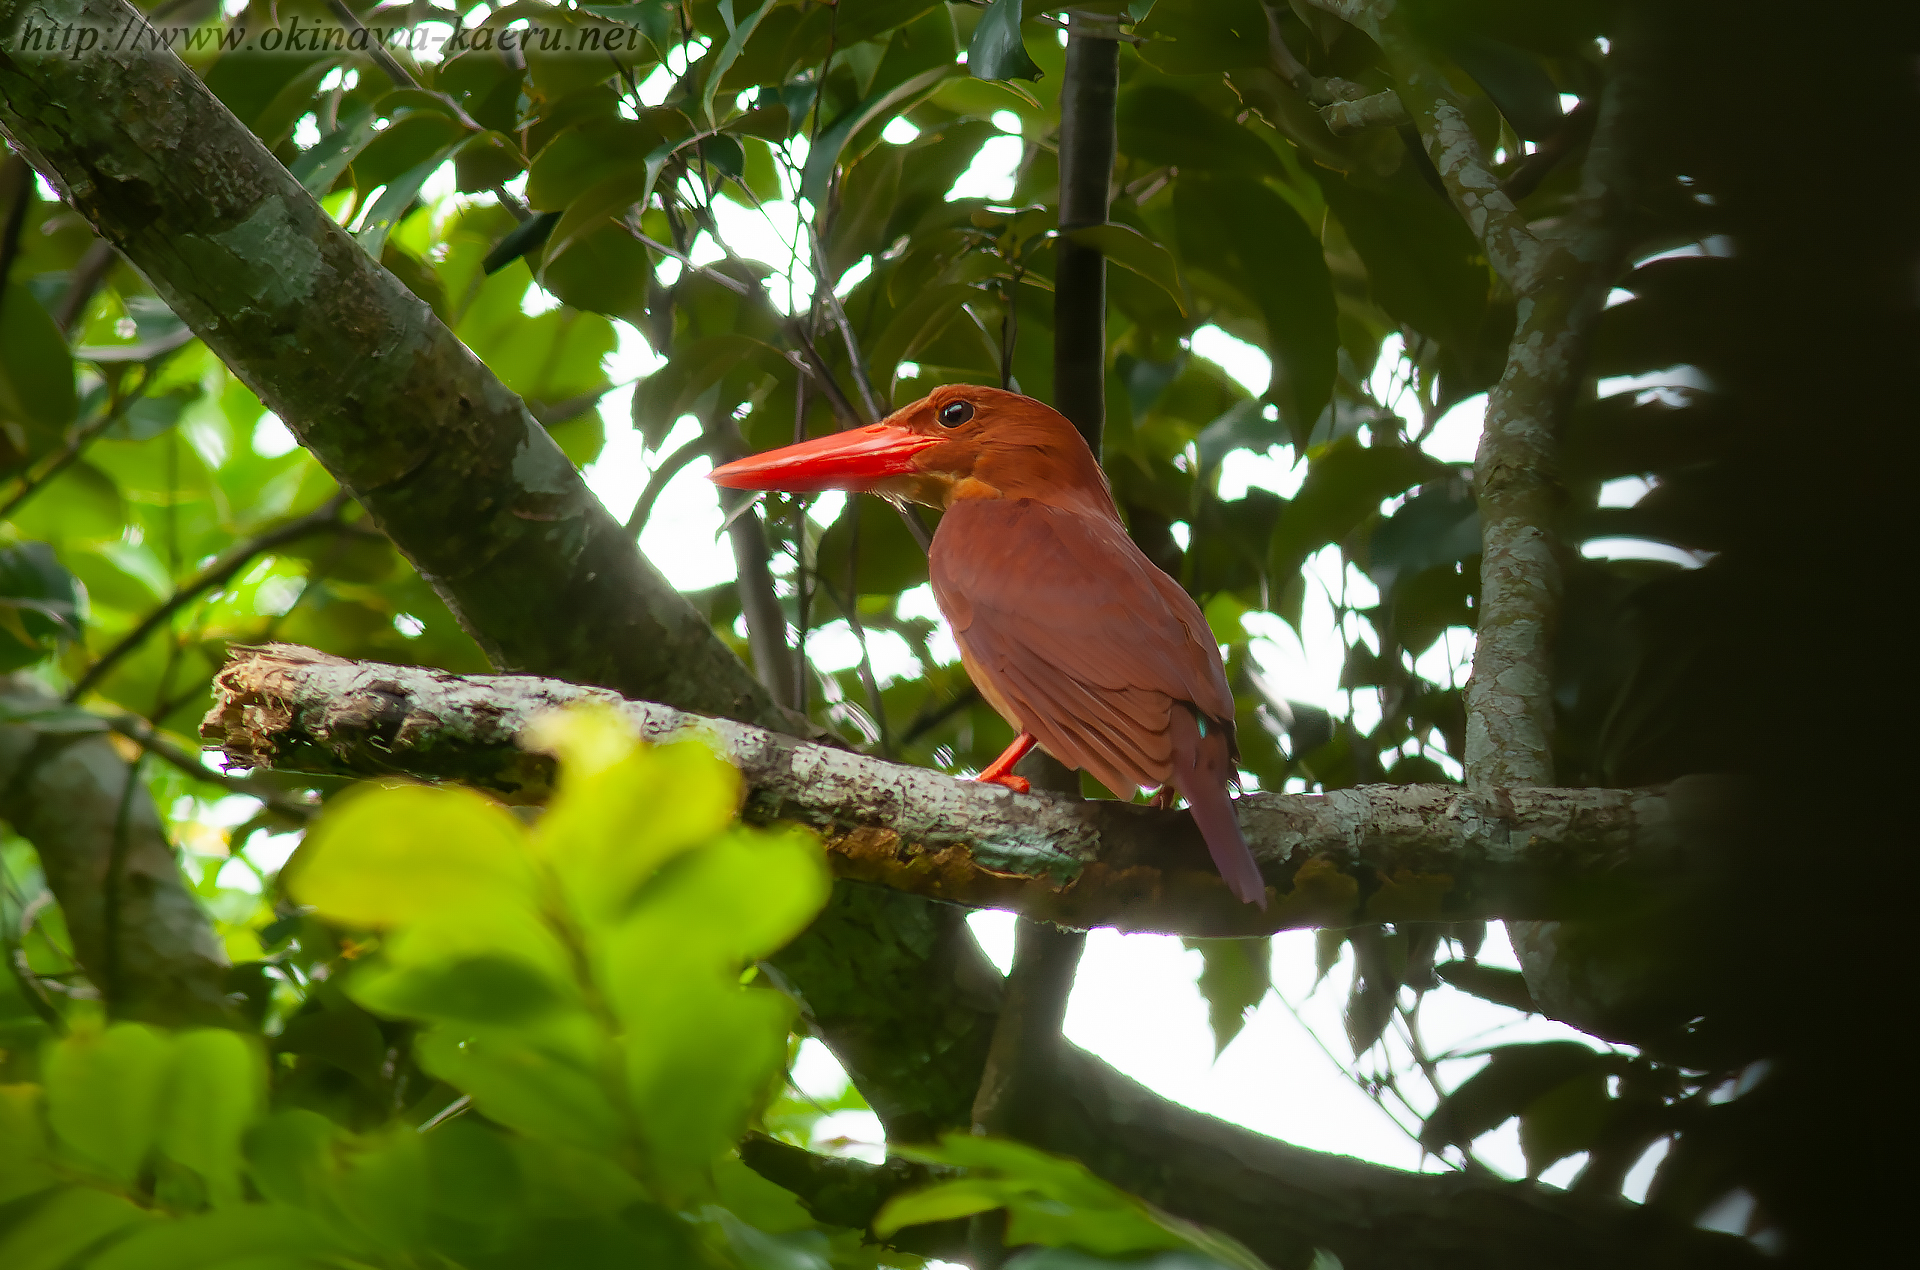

left=711, top=385, right=1267, bottom=907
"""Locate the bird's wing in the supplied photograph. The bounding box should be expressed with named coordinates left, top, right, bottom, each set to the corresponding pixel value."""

left=931, top=498, right=1233, bottom=796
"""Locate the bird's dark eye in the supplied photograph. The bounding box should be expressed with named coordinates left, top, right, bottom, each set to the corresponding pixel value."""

left=937, top=399, right=975, bottom=427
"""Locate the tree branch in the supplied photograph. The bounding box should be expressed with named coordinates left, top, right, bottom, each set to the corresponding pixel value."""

left=201, top=644, right=1716, bottom=939
left=1372, top=14, right=1654, bottom=1021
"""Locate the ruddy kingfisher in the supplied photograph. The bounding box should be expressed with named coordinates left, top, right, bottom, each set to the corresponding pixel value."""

left=710, top=385, right=1266, bottom=907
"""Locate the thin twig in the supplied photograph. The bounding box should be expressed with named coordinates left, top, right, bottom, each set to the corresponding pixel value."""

left=1499, top=100, right=1598, bottom=203
left=900, top=683, right=981, bottom=748
left=785, top=321, right=864, bottom=428
left=105, top=713, right=315, bottom=822
left=53, top=240, right=115, bottom=335
left=815, top=563, right=892, bottom=758
left=0, top=851, right=63, bottom=1032
left=67, top=494, right=350, bottom=702
left=809, top=227, right=886, bottom=421
left=0, top=155, right=35, bottom=307
left=625, top=434, right=709, bottom=536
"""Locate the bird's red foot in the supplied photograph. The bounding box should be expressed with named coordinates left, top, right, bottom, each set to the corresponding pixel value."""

left=974, top=731, right=1038, bottom=794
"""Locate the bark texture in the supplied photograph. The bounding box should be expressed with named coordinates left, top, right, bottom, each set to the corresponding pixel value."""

left=0, top=0, right=796, bottom=735
left=0, top=677, right=233, bottom=1024
left=202, top=645, right=1710, bottom=939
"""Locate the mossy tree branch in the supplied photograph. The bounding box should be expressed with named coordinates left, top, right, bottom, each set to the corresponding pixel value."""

left=202, top=644, right=1718, bottom=940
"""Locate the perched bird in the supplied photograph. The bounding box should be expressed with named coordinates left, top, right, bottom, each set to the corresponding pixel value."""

left=710, top=385, right=1267, bottom=908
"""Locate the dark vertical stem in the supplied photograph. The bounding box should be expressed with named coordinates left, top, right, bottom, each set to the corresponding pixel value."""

left=704, top=405, right=798, bottom=706
left=791, top=381, right=813, bottom=715
left=967, top=27, right=1114, bottom=1266
left=1051, top=20, right=1119, bottom=453
left=0, top=154, right=33, bottom=312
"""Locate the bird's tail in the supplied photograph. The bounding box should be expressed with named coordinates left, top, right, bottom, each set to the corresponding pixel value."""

left=1168, top=706, right=1267, bottom=908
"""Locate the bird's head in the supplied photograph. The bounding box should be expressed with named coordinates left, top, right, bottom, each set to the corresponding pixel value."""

left=709, top=385, right=1113, bottom=515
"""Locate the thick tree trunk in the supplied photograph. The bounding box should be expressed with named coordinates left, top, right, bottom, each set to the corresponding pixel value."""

left=0, top=677, right=233, bottom=1024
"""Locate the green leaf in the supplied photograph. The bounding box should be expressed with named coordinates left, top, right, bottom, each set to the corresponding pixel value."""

left=1317, top=171, right=1491, bottom=353
left=630, top=334, right=790, bottom=447
left=0, top=1186, right=153, bottom=1270
left=353, top=111, right=468, bottom=194
left=351, top=953, right=569, bottom=1026
left=1182, top=937, right=1271, bottom=1056
left=1433, top=960, right=1535, bottom=1013
left=414, top=1025, right=624, bottom=1154
left=703, top=0, right=779, bottom=127
left=528, top=118, right=652, bottom=213
left=968, top=0, right=1043, bottom=82
left=1063, top=223, right=1185, bottom=313
left=883, top=1136, right=1270, bottom=1270
left=1117, top=85, right=1281, bottom=177
left=454, top=129, right=527, bottom=193
left=83, top=1201, right=349, bottom=1270
left=541, top=217, right=655, bottom=321
left=0, top=1084, right=55, bottom=1205
left=358, top=144, right=462, bottom=258
left=289, top=106, right=378, bottom=194
left=0, top=284, right=77, bottom=431
left=289, top=782, right=536, bottom=928
left=44, top=1023, right=174, bottom=1187
left=1447, top=35, right=1564, bottom=140
left=1172, top=174, right=1335, bottom=437
left=1366, top=475, right=1479, bottom=590
left=0, top=542, right=83, bottom=672
left=483, top=210, right=560, bottom=275
left=1518, top=1070, right=1611, bottom=1178
left=1268, top=437, right=1436, bottom=583
left=1420, top=1041, right=1610, bottom=1153
left=157, top=1029, right=265, bottom=1208
left=817, top=491, right=931, bottom=598
left=802, top=64, right=957, bottom=205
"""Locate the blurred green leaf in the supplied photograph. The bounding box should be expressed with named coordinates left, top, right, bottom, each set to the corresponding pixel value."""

left=0, top=1084, right=55, bottom=1205
left=289, top=783, right=535, bottom=929
left=1118, top=85, right=1281, bottom=177
left=289, top=106, right=379, bottom=195
left=0, top=542, right=83, bottom=672
left=454, top=129, right=527, bottom=193
left=1434, top=960, right=1535, bottom=1013
left=1367, top=476, right=1478, bottom=590
left=1064, top=223, right=1186, bottom=313
left=968, top=0, right=1043, bottom=83
left=0, top=1185, right=153, bottom=1270
left=1447, top=35, right=1564, bottom=140
left=44, top=1023, right=173, bottom=1187
left=1183, top=937, right=1271, bottom=1056
left=0, top=285, right=76, bottom=431
left=1269, top=438, right=1436, bottom=583
left=1518, top=1069, right=1611, bottom=1178
left=1173, top=174, right=1336, bottom=436
left=882, top=1135, right=1270, bottom=1270
left=1420, top=1041, right=1610, bottom=1153
left=802, top=65, right=956, bottom=205
left=156, top=1029, right=264, bottom=1208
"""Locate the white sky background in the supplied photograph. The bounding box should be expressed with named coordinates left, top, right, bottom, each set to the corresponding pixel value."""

left=233, top=75, right=1725, bottom=1214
